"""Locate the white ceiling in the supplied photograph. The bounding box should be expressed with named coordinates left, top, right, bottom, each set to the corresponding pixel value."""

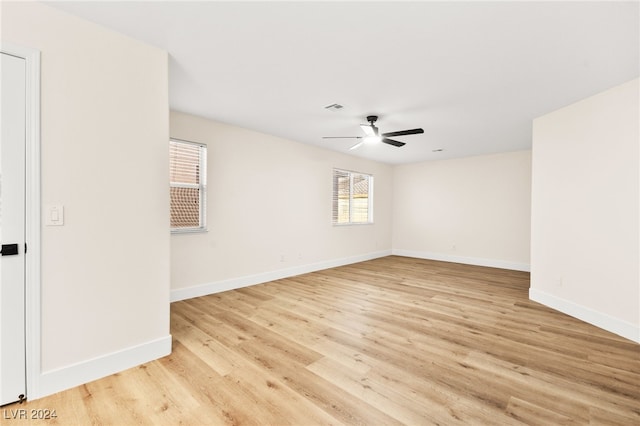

left=47, top=1, right=639, bottom=165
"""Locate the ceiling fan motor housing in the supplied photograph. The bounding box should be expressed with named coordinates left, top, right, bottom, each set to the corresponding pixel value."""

left=365, top=115, right=379, bottom=136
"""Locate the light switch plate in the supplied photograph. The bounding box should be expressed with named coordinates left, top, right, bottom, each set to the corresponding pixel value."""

left=45, top=204, right=64, bottom=226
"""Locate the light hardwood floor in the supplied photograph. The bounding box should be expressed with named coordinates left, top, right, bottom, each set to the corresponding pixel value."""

left=6, top=256, right=640, bottom=425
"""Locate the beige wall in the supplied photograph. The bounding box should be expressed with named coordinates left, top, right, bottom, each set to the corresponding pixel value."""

left=170, top=111, right=393, bottom=297
left=3, top=1, right=171, bottom=395
left=531, top=78, right=639, bottom=342
left=392, top=151, right=532, bottom=270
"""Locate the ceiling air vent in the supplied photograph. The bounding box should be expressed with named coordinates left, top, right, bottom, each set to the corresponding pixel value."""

left=324, top=103, right=344, bottom=112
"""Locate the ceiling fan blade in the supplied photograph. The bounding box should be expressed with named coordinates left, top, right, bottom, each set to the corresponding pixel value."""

left=349, top=141, right=364, bottom=150
left=382, top=138, right=406, bottom=147
left=360, top=124, right=376, bottom=136
left=322, top=136, right=363, bottom=139
left=382, top=128, right=424, bottom=138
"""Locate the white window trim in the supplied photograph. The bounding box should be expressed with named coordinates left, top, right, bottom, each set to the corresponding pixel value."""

left=170, top=138, right=208, bottom=234
left=332, top=168, right=374, bottom=226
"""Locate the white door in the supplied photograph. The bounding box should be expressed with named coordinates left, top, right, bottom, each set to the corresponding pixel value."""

left=0, top=52, right=27, bottom=406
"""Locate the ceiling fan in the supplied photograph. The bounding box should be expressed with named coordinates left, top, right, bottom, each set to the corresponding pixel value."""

left=323, top=115, right=424, bottom=150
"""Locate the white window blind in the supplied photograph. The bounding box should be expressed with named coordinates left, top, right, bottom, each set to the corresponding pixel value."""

left=332, top=168, right=373, bottom=225
left=170, top=139, right=207, bottom=232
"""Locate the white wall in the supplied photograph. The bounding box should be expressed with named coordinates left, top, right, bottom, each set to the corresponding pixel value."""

left=3, top=2, right=171, bottom=397
left=531, top=78, right=639, bottom=343
left=170, top=111, right=393, bottom=300
left=392, top=151, right=532, bottom=271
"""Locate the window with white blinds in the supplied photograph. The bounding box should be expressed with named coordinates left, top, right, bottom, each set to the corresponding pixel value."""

left=332, top=169, right=373, bottom=225
left=170, top=139, right=207, bottom=232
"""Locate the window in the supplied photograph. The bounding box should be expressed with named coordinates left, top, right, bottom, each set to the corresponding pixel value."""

left=332, top=168, right=373, bottom=225
left=170, top=139, right=207, bottom=232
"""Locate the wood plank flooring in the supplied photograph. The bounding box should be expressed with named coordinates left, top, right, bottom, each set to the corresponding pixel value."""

left=6, top=256, right=640, bottom=425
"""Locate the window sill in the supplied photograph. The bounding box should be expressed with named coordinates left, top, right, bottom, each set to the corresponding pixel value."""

left=332, top=222, right=374, bottom=227
left=171, top=227, right=208, bottom=234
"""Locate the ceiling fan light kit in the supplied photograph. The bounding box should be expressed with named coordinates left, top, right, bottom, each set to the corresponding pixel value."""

left=323, top=115, right=424, bottom=149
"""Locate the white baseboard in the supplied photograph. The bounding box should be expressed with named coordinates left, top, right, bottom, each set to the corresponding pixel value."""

left=34, top=335, right=172, bottom=400
left=170, top=250, right=392, bottom=302
left=392, top=249, right=530, bottom=272
left=529, top=288, right=639, bottom=344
